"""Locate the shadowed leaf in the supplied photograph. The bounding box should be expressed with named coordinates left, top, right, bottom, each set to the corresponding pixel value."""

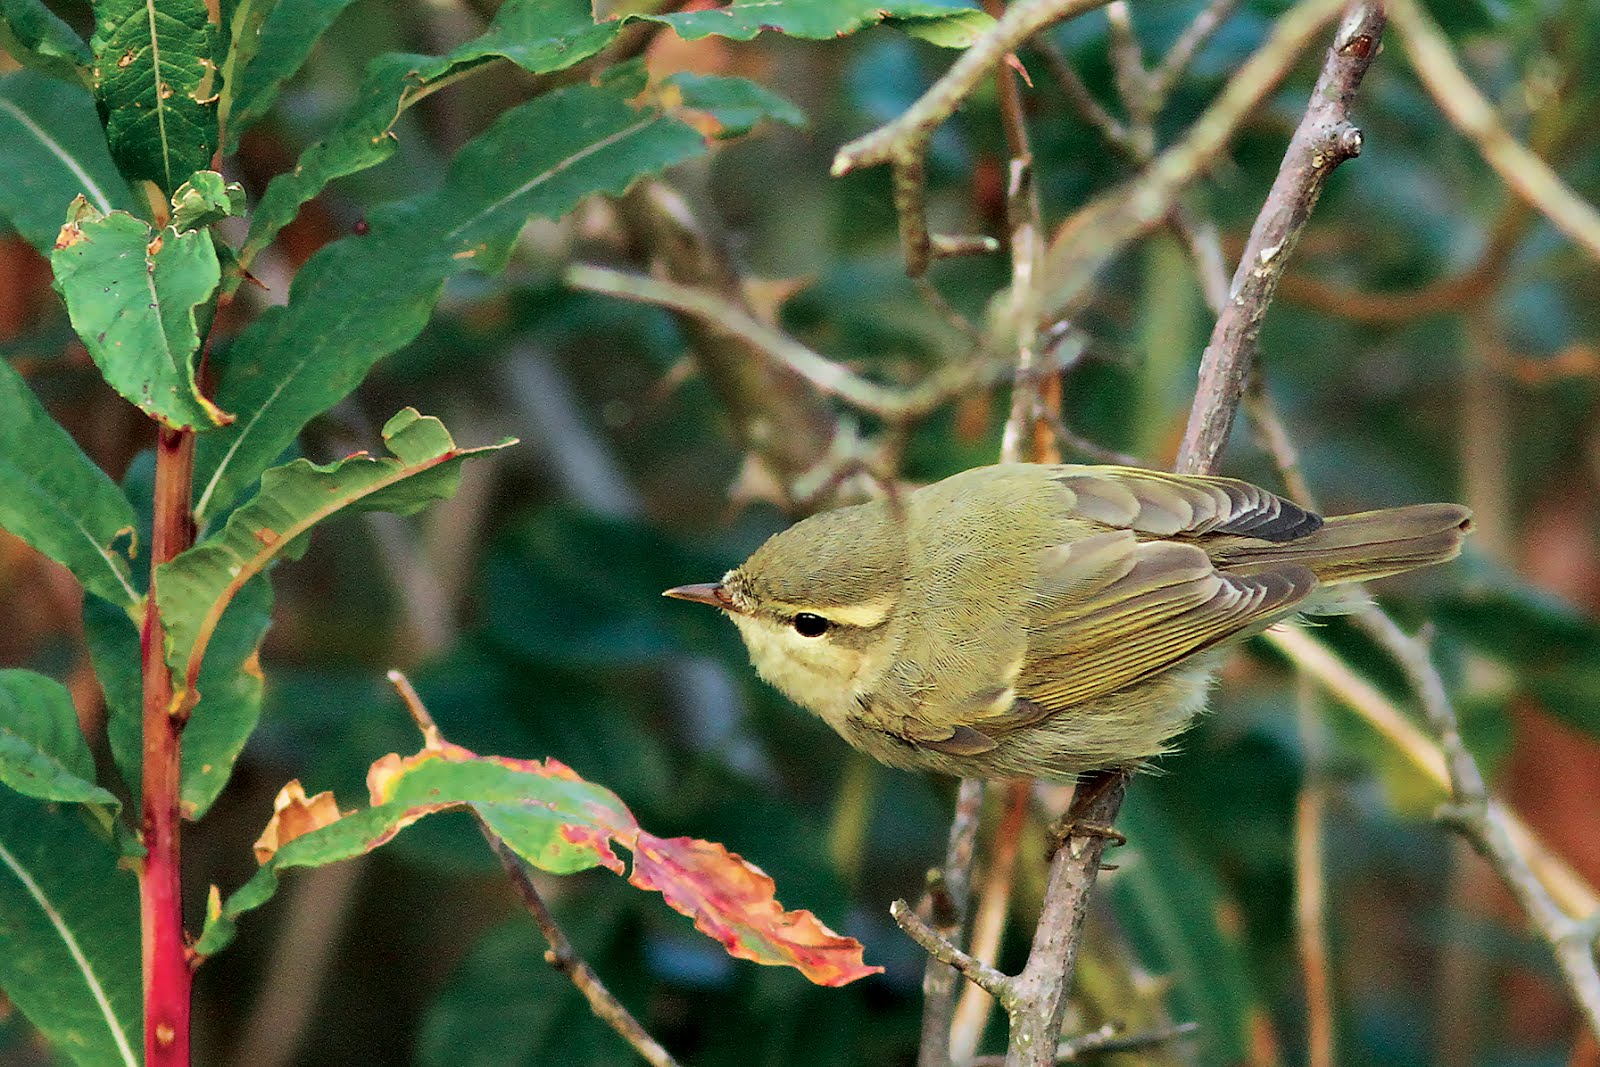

left=624, top=0, right=993, bottom=43
left=0, top=358, right=138, bottom=607
left=0, top=0, right=92, bottom=82
left=0, top=791, right=141, bottom=1067
left=0, top=671, right=118, bottom=809
left=0, top=71, right=136, bottom=254
left=200, top=738, right=881, bottom=986
left=50, top=199, right=228, bottom=432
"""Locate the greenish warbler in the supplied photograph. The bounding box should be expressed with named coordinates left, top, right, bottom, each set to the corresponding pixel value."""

left=665, top=464, right=1471, bottom=782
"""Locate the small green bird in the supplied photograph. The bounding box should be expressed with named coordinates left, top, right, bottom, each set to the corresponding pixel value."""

left=666, top=464, right=1471, bottom=782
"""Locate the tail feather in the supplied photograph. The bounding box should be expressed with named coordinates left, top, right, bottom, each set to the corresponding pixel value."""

left=1208, top=503, right=1473, bottom=585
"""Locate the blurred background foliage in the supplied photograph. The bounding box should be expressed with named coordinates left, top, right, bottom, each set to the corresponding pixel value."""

left=3, top=0, right=1600, bottom=1065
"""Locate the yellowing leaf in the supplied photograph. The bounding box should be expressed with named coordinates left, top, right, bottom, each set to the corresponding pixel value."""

left=252, top=781, right=343, bottom=863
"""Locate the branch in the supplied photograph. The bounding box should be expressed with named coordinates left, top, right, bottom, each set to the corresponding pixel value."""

left=1176, top=2, right=1385, bottom=476
left=893, top=899, right=1015, bottom=1003
left=1039, top=0, right=1348, bottom=319
left=972, top=1021, right=1199, bottom=1065
left=566, top=265, right=1001, bottom=424
left=831, top=0, right=1113, bottom=275
left=995, top=8, right=1390, bottom=1065
left=1350, top=614, right=1600, bottom=1037
left=386, top=672, right=682, bottom=1067
left=1388, top=0, right=1600, bottom=264
left=917, top=778, right=986, bottom=1067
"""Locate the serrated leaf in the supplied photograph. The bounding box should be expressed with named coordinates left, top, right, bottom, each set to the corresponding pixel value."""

left=0, top=71, right=136, bottom=254
left=238, top=0, right=618, bottom=265
left=162, top=410, right=512, bottom=702
left=201, top=738, right=881, bottom=986
left=0, top=671, right=118, bottom=808
left=625, top=0, right=990, bottom=43
left=0, top=0, right=92, bottom=82
left=90, top=0, right=217, bottom=192
left=0, top=791, right=141, bottom=1067
left=194, top=72, right=704, bottom=521
left=170, top=169, right=244, bottom=232
left=663, top=73, right=807, bottom=139
left=0, top=357, right=139, bottom=607
left=50, top=200, right=228, bottom=431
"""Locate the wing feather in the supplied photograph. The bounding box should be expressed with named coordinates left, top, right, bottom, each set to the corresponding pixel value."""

left=1051, top=465, right=1323, bottom=542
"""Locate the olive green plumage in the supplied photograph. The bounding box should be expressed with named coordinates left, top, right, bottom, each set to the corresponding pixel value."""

left=666, top=463, right=1472, bottom=782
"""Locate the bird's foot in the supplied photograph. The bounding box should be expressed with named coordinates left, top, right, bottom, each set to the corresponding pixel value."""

left=1046, top=818, right=1126, bottom=860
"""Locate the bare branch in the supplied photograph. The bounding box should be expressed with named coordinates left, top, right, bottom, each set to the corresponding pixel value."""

left=1176, top=2, right=1385, bottom=475
left=918, top=778, right=987, bottom=1067
left=386, top=672, right=682, bottom=1067
left=832, top=0, right=1114, bottom=275
left=1039, top=0, right=1347, bottom=319
left=1038, top=41, right=1138, bottom=158
left=973, top=1021, right=1200, bottom=1065
left=1148, top=0, right=1242, bottom=106
left=566, top=265, right=986, bottom=423
left=894, top=899, right=1016, bottom=1003
left=1351, top=613, right=1600, bottom=1037
left=1388, top=0, right=1600, bottom=263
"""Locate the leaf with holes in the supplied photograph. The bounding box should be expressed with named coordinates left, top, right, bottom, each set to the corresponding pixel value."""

left=0, top=71, right=137, bottom=254
left=89, top=0, right=217, bottom=192
left=0, top=790, right=141, bottom=1067
left=199, top=738, right=881, bottom=986
left=160, top=410, right=513, bottom=706
left=50, top=200, right=228, bottom=432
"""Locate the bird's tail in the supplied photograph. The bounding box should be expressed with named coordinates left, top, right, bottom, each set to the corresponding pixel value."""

left=1210, top=503, right=1473, bottom=585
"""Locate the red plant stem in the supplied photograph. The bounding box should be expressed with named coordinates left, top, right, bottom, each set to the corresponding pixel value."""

left=141, top=424, right=197, bottom=1066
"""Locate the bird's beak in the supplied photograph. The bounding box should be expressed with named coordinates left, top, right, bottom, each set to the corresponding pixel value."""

left=662, top=582, right=736, bottom=611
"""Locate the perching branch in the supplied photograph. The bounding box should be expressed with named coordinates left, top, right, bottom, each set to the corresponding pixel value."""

left=1387, top=0, right=1600, bottom=264
left=831, top=0, right=1113, bottom=275
left=995, top=7, right=1389, bottom=1065
left=387, top=672, right=682, bottom=1067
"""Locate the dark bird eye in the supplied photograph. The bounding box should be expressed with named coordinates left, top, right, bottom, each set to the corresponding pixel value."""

left=792, top=613, right=830, bottom=637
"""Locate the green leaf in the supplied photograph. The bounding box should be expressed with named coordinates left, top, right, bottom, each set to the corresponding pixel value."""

left=90, top=0, right=218, bottom=192
left=170, top=169, right=245, bottom=232
left=239, top=0, right=618, bottom=265
left=50, top=199, right=228, bottom=432
left=0, top=791, right=141, bottom=1067
left=200, top=739, right=881, bottom=987
left=220, top=0, right=357, bottom=150
left=163, top=410, right=512, bottom=700
left=0, top=71, right=137, bottom=254
left=627, top=0, right=991, bottom=43
left=194, top=71, right=704, bottom=521
left=664, top=73, right=807, bottom=139
left=0, top=0, right=92, bottom=82
left=0, top=671, right=118, bottom=808
left=0, top=357, right=139, bottom=607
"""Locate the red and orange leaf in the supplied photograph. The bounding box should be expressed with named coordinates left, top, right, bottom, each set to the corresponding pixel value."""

left=629, top=832, right=883, bottom=987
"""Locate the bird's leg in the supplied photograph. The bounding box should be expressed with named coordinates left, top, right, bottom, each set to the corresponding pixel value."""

left=1045, top=771, right=1130, bottom=859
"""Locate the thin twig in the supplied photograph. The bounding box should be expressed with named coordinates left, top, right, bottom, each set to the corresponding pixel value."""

left=1148, top=0, right=1242, bottom=106
left=1388, top=0, right=1600, bottom=264
left=950, top=781, right=1032, bottom=1064
left=1176, top=2, right=1385, bottom=475
left=1293, top=676, right=1336, bottom=1067
left=1350, top=614, right=1600, bottom=1037
left=568, top=265, right=1000, bottom=423
left=832, top=0, right=1115, bottom=275
left=1262, top=627, right=1600, bottom=923
left=1038, top=41, right=1137, bottom=158
left=918, top=778, right=987, bottom=1067
left=894, top=899, right=1016, bottom=1002
left=386, top=672, right=682, bottom=1067
left=1039, top=0, right=1347, bottom=318
left=972, top=1021, right=1200, bottom=1065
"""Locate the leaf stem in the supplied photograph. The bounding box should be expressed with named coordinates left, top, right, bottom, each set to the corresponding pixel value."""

left=141, top=424, right=196, bottom=1067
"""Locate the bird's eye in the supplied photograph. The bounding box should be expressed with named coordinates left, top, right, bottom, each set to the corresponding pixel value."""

left=792, top=613, right=830, bottom=637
